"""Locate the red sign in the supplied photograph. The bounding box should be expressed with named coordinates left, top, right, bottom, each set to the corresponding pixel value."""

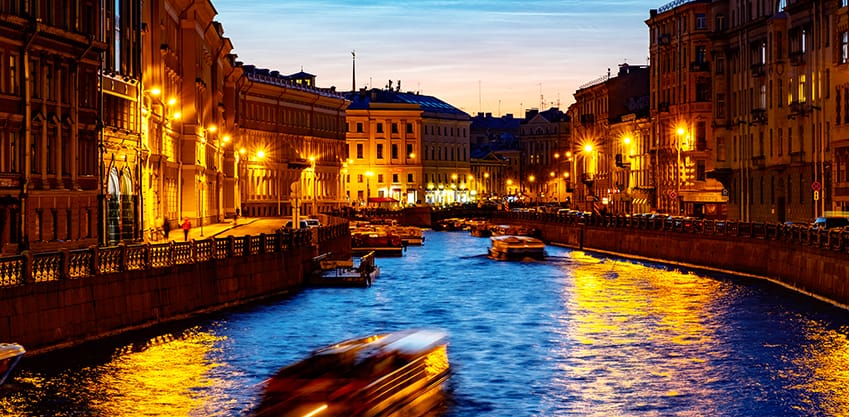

left=667, top=190, right=677, bottom=199
left=811, top=181, right=822, bottom=191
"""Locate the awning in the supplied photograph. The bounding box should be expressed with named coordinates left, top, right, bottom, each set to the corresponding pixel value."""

left=368, top=197, right=399, bottom=203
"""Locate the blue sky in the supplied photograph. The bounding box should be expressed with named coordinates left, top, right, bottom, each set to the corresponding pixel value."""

left=212, top=0, right=656, bottom=117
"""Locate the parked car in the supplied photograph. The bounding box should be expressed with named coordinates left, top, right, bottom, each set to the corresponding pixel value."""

left=812, top=216, right=849, bottom=230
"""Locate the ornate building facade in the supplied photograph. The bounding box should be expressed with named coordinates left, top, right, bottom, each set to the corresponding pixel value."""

left=0, top=1, right=104, bottom=253
left=568, top=64, right=650, bottom=214
left=344, top=87, right=470, bottom=207
left=518, top=108, right=571, bottom=204
left=647, top=0, right=726, bottom=219
left=235, top=67, right=348, bottom=218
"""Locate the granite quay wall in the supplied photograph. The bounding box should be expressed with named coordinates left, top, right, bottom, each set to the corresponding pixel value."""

left=0, top=222, right=352, bottom=354
left=489, top=211, right=849, bottom=309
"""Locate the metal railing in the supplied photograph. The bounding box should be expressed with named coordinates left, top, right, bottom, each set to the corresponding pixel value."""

left=492, top=211, right=849, bottom=256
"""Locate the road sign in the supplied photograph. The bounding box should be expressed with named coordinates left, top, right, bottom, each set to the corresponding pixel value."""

left=814, top=190, right=820, bottom=201
left=667, top=190, right=677, bottom=199
left=812, top=181, right=822, bottom=191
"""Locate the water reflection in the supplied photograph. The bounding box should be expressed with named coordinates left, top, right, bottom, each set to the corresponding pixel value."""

left=4, top=231, right=849, bottom=416
left=0, top=328, right=240, bottom=417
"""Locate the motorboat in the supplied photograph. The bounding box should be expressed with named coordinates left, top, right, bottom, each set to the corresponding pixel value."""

left=255, top=329, right=451, bottom=417
left=391, top=226, right=425, bottom=246
left=351, top=228, right=404, bottom=257
left=489, top=235, right=546, bottom=260
left=309, top=251, right=380, bottom=287
left=0, top=343, right=25, bottom=385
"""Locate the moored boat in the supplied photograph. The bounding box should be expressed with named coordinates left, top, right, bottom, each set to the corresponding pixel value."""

left=308, top=251, right=380, bottom=287
left=0, top=343, right=25, bottom=385
left=489, top=235, right=546, bottom=260
left=255, top=329, right=451, bottom=417
left=352, top=229, right=404, bottom=257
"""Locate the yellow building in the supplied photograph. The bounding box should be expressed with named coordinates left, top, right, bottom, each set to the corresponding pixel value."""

left=344, top=87, right=470, bottom=207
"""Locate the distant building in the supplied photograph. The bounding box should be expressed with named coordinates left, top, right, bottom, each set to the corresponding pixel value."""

left=344, top=87, right=470, bottom=207
left=519, top=108, right=571, bottom=204
left=470, top=113, right=521, bottom=198
left=569, top=64, right=650, bottom=214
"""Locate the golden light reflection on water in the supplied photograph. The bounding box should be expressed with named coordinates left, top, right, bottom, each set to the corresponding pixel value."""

left=794, top=322, right=849, bottom=415
left=0, top=327, right=238, bottom=417
left=554, top=252, right=727, bottom=415
left=550, top=252, right=849, bottom=416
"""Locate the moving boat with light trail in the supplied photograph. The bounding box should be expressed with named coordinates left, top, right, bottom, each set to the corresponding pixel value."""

left=255, top=329, right=450, bottom=417
left=0, top=343, right=25, bottom=385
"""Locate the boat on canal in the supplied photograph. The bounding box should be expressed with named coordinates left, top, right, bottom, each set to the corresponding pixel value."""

left=489, top=235, right=546, bottom=260
left=351, top=228, right=404, bottom=257
left=309, top=251, right=380, bottom=287
left=254, top=329, right=451, bottom=417
left=0, top=342, right=25, bottom=385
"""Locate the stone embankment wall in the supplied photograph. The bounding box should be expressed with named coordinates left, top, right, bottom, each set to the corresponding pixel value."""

left=493, top=212, right=849, bottom=309
left=0, top=224, right=351, bottom=354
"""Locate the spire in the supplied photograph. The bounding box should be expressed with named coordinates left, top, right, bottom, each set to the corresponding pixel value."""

left=351, top=50, right=356, bottom=92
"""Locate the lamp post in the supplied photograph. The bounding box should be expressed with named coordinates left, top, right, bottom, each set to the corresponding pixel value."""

left=676, top=126, right=687, bottom=215
left=365, top=170, right=374, bottom=207
left=309, top=156, right=317, bottom=215
left=198, top=178, right=204, bottom=237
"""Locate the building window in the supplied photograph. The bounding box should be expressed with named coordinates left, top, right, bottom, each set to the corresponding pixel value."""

left=391, top=144, right=398, bottom=159
left=356, top=122, right=363, bottom=133
left=841, top=32, right=849, bottom=64
left=377, top=174, right=384, bottom=183
left=696, top=13, right=706, bottom=30
left=376, top=143, right=384, bottom=159
left=406, top=123, right=413, bottom=134
left=696, top=160, right=706, bottom=181
left=407, top=144, right=413, bottom=158
left=393, top=173, right=399, bottom=183
left=376, top=123, right=383, bottom=133
left=356, top=143, right=363, bottom=159
left=407, top=173, right=414, bottom=182
left=391, top=123, right=398, bottom=134
left=357, top=174, right=363, bottom=183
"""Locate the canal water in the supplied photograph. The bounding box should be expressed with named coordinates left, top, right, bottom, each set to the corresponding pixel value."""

left=3, top=230, right=849, bottom=416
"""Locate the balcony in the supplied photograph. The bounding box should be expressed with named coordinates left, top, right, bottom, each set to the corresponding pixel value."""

left=750, top=63, right=766, bottom=77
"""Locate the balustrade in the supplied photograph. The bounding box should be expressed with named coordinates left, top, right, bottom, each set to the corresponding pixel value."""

left=0, top=223, right=348, bottom=289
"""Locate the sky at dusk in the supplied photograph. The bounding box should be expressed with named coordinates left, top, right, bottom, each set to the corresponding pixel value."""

left=212, top=0, right=657, bottom=118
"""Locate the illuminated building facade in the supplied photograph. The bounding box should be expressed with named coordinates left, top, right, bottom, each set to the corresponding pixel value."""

left=235, top=67, right=348, bottom=218
left=568, top=64, right=650, bottom=214
left=0, top=1, right=103, bottom=253
left=141, top=0, right=236, bottom=238
left=647, top=0, right=724, bottom=218
left=344, top=87, right=470, bottom=207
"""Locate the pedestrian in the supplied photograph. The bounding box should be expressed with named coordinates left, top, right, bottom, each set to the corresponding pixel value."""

left=163, top=217, right=171, bottom=240
left=181, top=218, right=191, bottom=241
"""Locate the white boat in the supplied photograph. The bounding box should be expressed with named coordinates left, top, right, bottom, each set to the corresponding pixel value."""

left=255, top=329, right=450, bottom=417
left=489, top=235, right=546, bottom=260
left=0, top=343, right=25, bottom=385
